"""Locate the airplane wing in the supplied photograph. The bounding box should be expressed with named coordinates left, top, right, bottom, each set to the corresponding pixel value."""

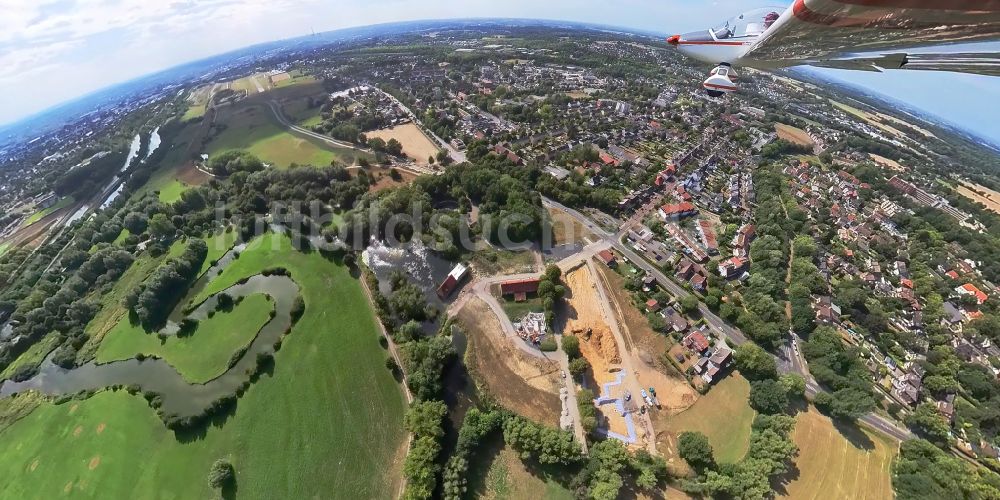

left=744, top=0, right=1000, bottom=76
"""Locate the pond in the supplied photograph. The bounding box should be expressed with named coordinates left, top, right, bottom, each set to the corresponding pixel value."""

left=362, top=239, right=456, bottom=331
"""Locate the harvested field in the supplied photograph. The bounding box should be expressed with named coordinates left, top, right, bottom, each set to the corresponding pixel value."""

left=831, top=100, right=916, bottom=140
left=366, top=123, right=440, bottom=164
left=272, top=71, right=316, bottom=89
left=957, top=180, right=1000, bottom=215
left=869, top=153, right=906, bottom=172
left=774, top=123, right=813, bottom=147
left=459, top=298, right=561, bottom=427
left=777, top=407, right=897, bottom=499
left=595, top=263, right=698, bottom=415
left=269, top=72, right=291, bottom=84
left=546, top=207, right=594, bottom=246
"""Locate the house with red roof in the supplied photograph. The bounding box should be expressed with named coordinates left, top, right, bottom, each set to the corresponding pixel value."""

left=683, top=331, right=710, bottom=354
left=500, top=278, right=540, bottom=302
left=599, top=151, right=619, bottom=167
left=956, top=283, right=988, bottom=305
left=658, top=202, right=697, bottom=220
left=597, top=249, right=617, bottom=267
left=718, top=257, right=748, bottom=280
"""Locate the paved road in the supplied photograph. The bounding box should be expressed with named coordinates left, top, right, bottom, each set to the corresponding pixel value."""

left=542, top=197, right=914, bottom=443
left=265, top=100, right=371, bottom=152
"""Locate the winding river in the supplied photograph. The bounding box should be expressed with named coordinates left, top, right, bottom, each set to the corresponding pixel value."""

left=0, top=243, right=300, bottom=418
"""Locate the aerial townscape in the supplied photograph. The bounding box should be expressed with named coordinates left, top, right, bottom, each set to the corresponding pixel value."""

left=2, top=15, right=1000, bottom=500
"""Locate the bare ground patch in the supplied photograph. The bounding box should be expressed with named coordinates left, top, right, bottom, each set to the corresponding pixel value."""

left=458, top=297, right=561, bottom=427
left=366, top=123, right=440, bottom=164
left=349, top=165, right=418, bottom=192
left=594, top=263, right=698, bottom=415
left=175, top=162, right=212, bottom=186
left=774, top=123, right=813, bottom=147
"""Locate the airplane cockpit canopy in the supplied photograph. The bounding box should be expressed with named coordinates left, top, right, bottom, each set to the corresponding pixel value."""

left=712, top=7, right=784, bottom=40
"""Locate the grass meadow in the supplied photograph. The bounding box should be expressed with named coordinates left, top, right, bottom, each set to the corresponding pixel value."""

left=95, top=294, right=274, bottom=383
left=0, top=232, right=407, bottom=498
left=206, top=103, right=362, bottom=168
left=660, top=373, right=755, bottom=465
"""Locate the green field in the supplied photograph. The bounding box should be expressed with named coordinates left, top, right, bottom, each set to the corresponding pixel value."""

left=468, top=440, right=573, bottom=500
left=181, top=86, right=211, bottom=122
left=272, top=72, right=316, bottom=89
left=133, top=121, right=205, bottom=203
left=23, top=196, right=74, bottom=227
left=79, top=239, right=191, bottom=359
left=206, top=103, right=363, bottom=168
left=0, top=232, right=407, bottom=498
left=280, top=94, right=324, bottom=128
left=500, top=296, right=544, bottom=322
left=112, top=229, right=130, bottom=245
left=181, top=103, right=206, bottom=122
left=660, top=373, right=755, bottom=465
left=95, top=294, right=274, bottom=383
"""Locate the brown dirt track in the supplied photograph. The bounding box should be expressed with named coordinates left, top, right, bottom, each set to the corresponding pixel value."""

left=563, top=265, right=619, bottom=384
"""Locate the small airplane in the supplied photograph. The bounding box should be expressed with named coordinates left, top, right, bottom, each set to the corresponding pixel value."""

left=666, top=1, right=1000, bottom=97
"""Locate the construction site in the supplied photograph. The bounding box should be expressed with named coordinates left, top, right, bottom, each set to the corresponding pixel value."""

left=562, top=263, right=653, bottom=448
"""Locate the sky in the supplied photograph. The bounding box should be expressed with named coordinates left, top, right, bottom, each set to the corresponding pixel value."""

left=2, top=0, right=1000, bottom=144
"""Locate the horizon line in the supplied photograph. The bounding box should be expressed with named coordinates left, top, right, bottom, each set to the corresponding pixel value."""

left=0, top=17, right=663, bottom=130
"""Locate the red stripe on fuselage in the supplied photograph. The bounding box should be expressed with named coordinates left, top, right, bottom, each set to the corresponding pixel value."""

left=831, top=0, right=1000, bottom=11
left=677, top=41, right=747, bottom=46
left=703, top=83, right=738, bottom=91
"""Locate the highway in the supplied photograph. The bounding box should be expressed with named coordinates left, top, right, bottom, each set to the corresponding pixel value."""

left=541, top=196, right=914, bottom=443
